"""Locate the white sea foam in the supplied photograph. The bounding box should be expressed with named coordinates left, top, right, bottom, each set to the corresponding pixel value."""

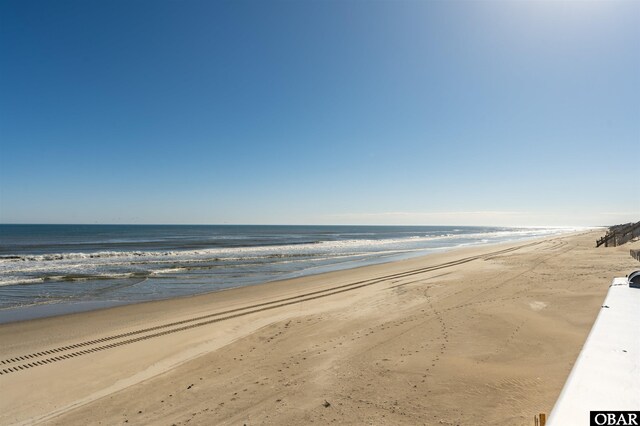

left=0, top=271, right=149, bottom=287
left=151, top=267, right=188, bottom=275
left=0, top=277, right=45, bottom=287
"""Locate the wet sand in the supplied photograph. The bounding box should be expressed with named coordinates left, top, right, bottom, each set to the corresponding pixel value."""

left=1, top=230, right=637, bottom=425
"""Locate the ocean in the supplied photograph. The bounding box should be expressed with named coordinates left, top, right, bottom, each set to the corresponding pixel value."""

left=0, top=224, right=576, bottom=321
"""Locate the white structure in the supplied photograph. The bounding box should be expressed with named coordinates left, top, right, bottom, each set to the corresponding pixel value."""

left=547, top=274, right=640, bottom=425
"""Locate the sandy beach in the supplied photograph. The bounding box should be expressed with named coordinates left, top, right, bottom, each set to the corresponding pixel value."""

left=1, top=230, right=638, bottom=425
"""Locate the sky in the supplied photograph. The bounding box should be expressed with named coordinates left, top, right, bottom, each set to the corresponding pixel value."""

left=0, top=0, right=638, bottom=227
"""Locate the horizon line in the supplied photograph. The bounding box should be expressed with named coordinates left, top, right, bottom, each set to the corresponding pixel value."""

left=0, top=222, right=606, bottom=228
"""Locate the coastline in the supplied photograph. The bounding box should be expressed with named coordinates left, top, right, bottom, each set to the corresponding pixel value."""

left=0, top=228, right=583, bottom=324
left=0, top=225, right=582, bottom=320
left=1, top=230, right=637, bottom=425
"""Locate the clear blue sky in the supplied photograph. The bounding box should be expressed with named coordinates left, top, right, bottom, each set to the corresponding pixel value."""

left=1, top=1, right=638, bottom=226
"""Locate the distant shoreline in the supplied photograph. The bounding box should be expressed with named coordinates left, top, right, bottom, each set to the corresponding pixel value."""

left=0, top=230, right=577, bottom=324
left=0, top=224, right=582, bottom=322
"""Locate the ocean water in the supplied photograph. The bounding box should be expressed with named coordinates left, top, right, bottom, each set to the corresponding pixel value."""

left=0, top=224, right=576, bottom=318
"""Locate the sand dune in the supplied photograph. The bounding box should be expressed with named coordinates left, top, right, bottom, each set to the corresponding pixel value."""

left=1, top=231, right=638, bottom=425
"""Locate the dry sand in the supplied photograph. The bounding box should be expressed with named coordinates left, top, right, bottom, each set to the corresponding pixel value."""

left=1, top=230, right=638, bottom=425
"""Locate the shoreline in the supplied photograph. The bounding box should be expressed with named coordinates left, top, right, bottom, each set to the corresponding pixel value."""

left=0, top=238, right=523, bottom=327
left=0, top=231, right=583, bottom=325
left=1, top=230, right=637, bottom=425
